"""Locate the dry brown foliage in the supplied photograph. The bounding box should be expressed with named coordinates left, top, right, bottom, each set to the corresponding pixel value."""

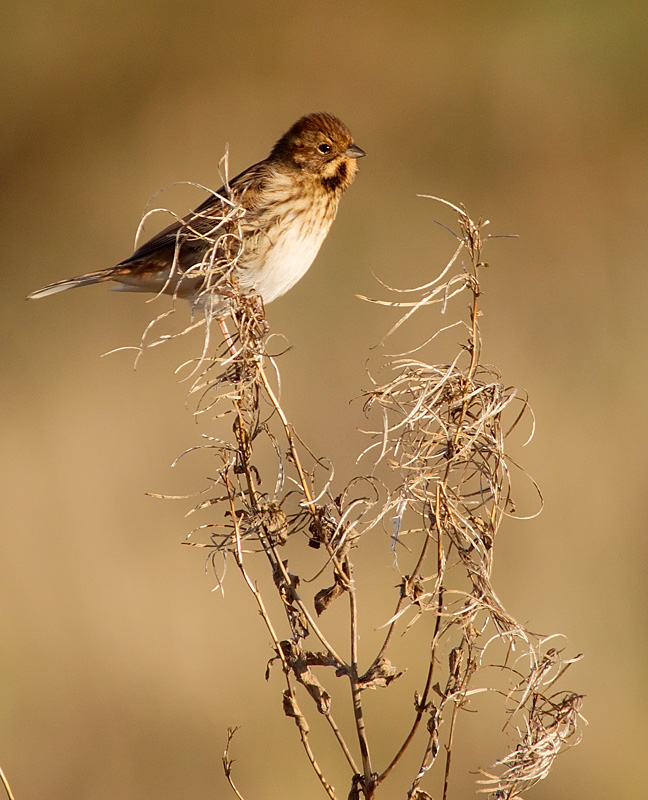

left=150, top=197, right=583, bottom=800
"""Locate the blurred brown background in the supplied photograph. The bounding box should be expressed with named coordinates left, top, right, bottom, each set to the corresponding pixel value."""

left=2, top=1, right=647, bottom=798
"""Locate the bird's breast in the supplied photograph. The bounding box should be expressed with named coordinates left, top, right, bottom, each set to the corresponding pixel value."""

left=237, top=191, right=338, bottom=304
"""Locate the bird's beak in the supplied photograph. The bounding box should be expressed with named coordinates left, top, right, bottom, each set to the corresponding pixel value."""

left=345, top=144, right=366, bottom=159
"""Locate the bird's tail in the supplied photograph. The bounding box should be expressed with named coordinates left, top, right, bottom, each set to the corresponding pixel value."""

left=26, top=268, right=126, bottom=300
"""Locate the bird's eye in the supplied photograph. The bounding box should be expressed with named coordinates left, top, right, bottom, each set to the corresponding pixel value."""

left=318, top=142, right=331, bottom=154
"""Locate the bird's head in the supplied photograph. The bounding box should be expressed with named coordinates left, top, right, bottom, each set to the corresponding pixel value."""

left=270, top=112, right=366, bottom=192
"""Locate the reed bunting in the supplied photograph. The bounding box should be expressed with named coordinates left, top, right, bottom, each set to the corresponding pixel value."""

left=27, top=113, right=365, bottom=316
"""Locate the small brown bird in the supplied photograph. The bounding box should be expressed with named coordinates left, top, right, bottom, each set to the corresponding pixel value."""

left=27, top=113, right=365, bottom=316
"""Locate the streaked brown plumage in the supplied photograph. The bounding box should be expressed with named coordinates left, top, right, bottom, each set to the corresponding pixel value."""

left=27, top=113, right=365, bottom=315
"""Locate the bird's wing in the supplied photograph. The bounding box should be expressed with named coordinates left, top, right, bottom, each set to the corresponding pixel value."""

left=118, top=160, right=269, bottom=267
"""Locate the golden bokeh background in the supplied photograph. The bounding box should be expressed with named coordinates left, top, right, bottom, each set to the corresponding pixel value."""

left=2, top=1, right=647, bottom=798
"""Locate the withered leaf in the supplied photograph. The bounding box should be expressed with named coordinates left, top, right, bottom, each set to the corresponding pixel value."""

left=259, top=502, right=288, bottom=545
left=314, top=581, right=345, bottom=615
left=358, top=657, right=403, bottom=690
left=280, top=641, right=332, bottom=714
left=282, top=690, right=309, bottom=734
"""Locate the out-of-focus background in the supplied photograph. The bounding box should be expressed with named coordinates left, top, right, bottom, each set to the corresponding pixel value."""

left=2, top=2, right=647, bottom=798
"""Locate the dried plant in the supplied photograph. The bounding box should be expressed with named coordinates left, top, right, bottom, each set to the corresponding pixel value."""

left=151, top=196, right=583, bottom=800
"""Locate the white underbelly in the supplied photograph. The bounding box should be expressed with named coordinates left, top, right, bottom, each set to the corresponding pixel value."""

left=240, top=219, right=331, bottom=304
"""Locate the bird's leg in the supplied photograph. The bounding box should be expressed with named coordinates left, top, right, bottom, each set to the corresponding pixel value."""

left=218, top=317, right=238, bottom=357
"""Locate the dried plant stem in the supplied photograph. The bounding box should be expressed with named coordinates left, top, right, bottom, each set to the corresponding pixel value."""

left=260, top=365, right=351, bottom=587
left=226, top=359, right=366, bottom=792
left=243, top=365, right=377, bottom=791
left=227, top=473, right=339, bottom=800
left=372, top=517, right=433, bottom=669
left=324, top=714, right=360, bottom=776
left=379, top=487, right=446, bottom=786
left=259, top=367, right=316, bottom=510
left=0, top=766, right=15, bottom=800
left=227, top=471, right=282, bottom=652
left=171, top=197, right=583, bottom=799
left=229, top=383, right=343, bottom=657
left=223, top=728, right=248, bottom=800
left=348, top=588, right=375, bottom=794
